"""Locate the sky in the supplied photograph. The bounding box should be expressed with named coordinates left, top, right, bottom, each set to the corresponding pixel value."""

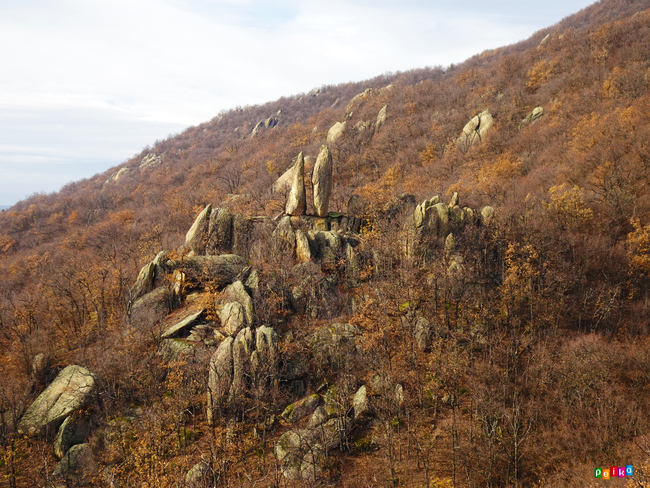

left=0, top=0, right=596, bottom=207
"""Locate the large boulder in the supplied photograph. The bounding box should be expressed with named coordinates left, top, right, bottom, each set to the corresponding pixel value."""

left=219, top=302, right=246, bottom=336
left=312, top=145, right=333, bottom=218
left=54, top=412, right=90, bottom=459
left=185, top=205, right=212, bottom=254
left=520, top=106, right=544, bottom=128
left=206, top=207, right=233, bottom=255
left=457, top=110, right=493, bottom=150
left=207, top=337, right=234, bottom=421
left=181, top=254, right=249, bottom=289
left=285, top=153, right=306, bottom=216
left=130, top=261, right=156, bottom=301
left=130, top=287, right=171, bottom=329
left=222, top=280, right=253, bottom=326
left=160, top=307, right=205, bottom=339
left=53, top=443, right=96, bottom=481
left=281, top=394, right=320, bottom=423
left=326, top=121, right=346, bottom=144
left=19, top=365, right=95, bottom=436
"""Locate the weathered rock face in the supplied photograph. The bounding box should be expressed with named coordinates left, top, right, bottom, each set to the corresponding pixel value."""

left=181, top=254, right=249, bottom=289
left=275, top=383, right=363, bottom=481
left=207, top=326, right=279, bottom=421
left=19, top=365, right=95, bottom=436
left=285, top=153, right=306, bottom=216
left=130, top=261, right=156, bottom=301
left=206, top=207, right=233, bottom=255
left=140, top=153, right=163, bottom=170
left=375, top=104, right=388, bottom=131
left=54, top=412, right=90, bottom=459
left=310, top=323, right=361, bottom=369
left=281, top=393, right=320, bottom=423
left=405, top=193, right=494, bottom=259
left=160, top=307, right=205, bottom=339
left=457, top=110, right=493, bottom=150
left=219, top=302, right=246, bottom=336
left=222, top=280, right=254, bottom=327
left=312, top=145, right=333, bottom=217
left=130, top=287, right=172, bottom=329
left=185, top=205, right=212, bottom=254
left=521, top=106, right=544, bottom=127
left=106, top=167, right=130, bottom=184
left=346, top=88, right=373, bottom=111
left=53, top=443, right=96, bottom=481
left=326, top=121, right=346, bottom=144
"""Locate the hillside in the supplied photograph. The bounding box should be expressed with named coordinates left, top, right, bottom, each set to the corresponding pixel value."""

left=2, top=0, right=650, bottom=486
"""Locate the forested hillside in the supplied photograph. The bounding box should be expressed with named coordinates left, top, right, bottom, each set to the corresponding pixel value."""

left=2, top=0, right=650, bottom=486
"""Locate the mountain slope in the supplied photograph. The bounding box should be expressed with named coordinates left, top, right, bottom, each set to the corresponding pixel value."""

left=2, top=0, right=650, bottom=486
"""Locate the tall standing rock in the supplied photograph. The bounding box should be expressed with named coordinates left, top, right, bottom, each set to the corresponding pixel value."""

left=285, top=153, right=306, bottom=216
left=313, top=145, right=333, bottom=218
left=185, top=205, right=212, bottom=254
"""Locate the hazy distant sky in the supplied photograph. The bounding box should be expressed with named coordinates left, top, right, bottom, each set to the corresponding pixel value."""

left=0, top=0, right=596, bottom=206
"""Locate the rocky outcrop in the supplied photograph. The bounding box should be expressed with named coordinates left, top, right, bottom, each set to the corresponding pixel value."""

left=207, top=337, right=234, bottom=423
left=54, top=412, right=90, bottom=459
left=207, top=326, right=278, bottom=421
left=105, top=167, right=130, bottom=184
left=251, top=110, right=281, bottom=137
left=130, top=287, right=172, bottom=328
left=457, top=110, right=493, bottom=150
left=185, top=205, right=212, bottom=254
left=186, top=460, right=212, bottom=487
left=140, top=153, right=162, bottom=170
left=312, top=145, right=333, bottom=217
left=19, top=365, right=95, bottom=436
left=520, top=106, right=544, bottom=128
left=160, top=307, right=205, bottom=339
left=275, top=382, right=365, bottom=482
left=206, top=207, right=233, bottom=255
left=326, top=121, right=346, bottom=144
left=285, top=153, right=306, bottom=216
left=405, top=193, right=494, bottom=259
left=282, top=393, right=320, bottom=423
left=375, top=104, right=388, bottom=131
left=222, top=280, right=254, bottom=328
left=53, top=443, right=96, bottom=481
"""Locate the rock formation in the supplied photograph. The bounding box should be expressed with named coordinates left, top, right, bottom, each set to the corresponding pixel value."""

left=105, top=167, right=130, bottom=184
left=139, top=153, right=162, bottom=170
left=326, top=121, right=346, bottom=144
left=520, top=106, right=544, bottom=128
left=285, top=152, right=306, bottom=215
left=457, top=110, right=493, bottom=150
left=312, top=145, right=333, bottom=217
left=375, top=104, right=388, bottom=131
left=19, top=365, right=95, bottom=436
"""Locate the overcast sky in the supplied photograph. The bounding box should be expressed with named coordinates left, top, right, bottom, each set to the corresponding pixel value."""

left=0, top=0, right=596, bottom=207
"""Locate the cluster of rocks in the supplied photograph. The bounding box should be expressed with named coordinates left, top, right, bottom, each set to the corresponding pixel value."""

left=207, top=325, right=278, bottom=423
left=139, top=153, right=163, bottom=170
left=275, top=370, right=404, bottom=482
left=404, top=192, right=494, bottom=259
left=251, top=110, right=282, bottom=137
left=18, top=365, right=96, bottom=483
left=456, top=110, right=494, bottom=151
